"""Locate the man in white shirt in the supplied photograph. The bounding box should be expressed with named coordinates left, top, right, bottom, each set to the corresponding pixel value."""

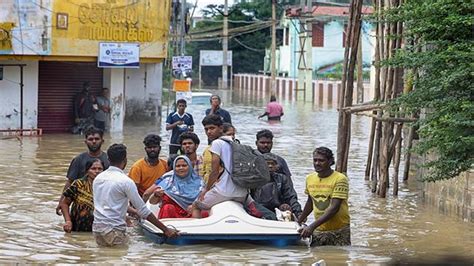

left=191, top=115, right=257, bottom=218
left=93, top=143, right=179, bottom=246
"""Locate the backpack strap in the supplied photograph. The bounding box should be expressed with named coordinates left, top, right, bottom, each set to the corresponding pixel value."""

left=218, top=137, right=233, bottom=176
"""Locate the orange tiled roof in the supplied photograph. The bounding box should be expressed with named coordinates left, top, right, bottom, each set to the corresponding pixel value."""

left=312, top=5, right=374, bottom=17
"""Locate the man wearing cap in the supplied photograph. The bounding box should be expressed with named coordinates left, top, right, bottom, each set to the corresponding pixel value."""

left=205, top=95, right=232, bottom=124
left=251, top=153, right=302, bottom=219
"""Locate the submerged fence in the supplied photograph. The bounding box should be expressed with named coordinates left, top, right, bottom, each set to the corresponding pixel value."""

left=233, top=74, right=372, bottom=106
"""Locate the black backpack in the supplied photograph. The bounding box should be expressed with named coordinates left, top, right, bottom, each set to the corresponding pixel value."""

left=220, top=137, right=271, bottom=189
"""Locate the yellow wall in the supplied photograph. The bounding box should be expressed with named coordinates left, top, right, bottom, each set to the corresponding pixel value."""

left=52, top=0, right=170, bottom=59
left=0, top=0, right=170, bottom=61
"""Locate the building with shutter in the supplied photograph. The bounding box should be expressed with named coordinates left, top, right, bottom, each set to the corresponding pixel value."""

left=0, top=0, right=171, bottom=133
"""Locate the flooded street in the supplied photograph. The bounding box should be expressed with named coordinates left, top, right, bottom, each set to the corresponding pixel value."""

left=0, top=89, right=472, bottom=264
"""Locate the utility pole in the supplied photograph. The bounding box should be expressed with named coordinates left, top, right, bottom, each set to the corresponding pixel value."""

left=270, top=0, right=277, bottom=96
left=296, top=0, right=313, bottom=102
left=180, top=0, right=187, bottom=56
left=222, top=0, right=228, bottom=89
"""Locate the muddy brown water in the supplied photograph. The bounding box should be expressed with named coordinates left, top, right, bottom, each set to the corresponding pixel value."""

left=0, top=89, right=472, bottom=264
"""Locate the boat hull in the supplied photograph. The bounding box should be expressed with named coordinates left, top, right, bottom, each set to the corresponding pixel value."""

left=140, top=201, right=302, bottom=246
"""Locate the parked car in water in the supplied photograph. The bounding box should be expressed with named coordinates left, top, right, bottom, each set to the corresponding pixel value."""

left=190, top=92, right=212, bottom=105
left=175, top=91, right=212, bottom=106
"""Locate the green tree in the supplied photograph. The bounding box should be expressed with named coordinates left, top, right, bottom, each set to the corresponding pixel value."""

left=186, top=1, right=288, bottom=86
left=387, top=0, right=473, bottom=181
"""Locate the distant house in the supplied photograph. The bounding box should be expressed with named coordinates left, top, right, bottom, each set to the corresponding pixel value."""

left=265, top=3, right=374, bottom=78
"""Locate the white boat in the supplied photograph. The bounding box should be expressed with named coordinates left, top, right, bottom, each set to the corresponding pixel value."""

left=140, top=201, right=302, bottom=246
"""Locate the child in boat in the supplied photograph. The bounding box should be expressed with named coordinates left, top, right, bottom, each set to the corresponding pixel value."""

left=144, top=156, right=206, bottom=218
left=59, top=159, right=104, bottom=233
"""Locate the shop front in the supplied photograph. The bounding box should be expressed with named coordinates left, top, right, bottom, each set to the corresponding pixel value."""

left=0, top=0, right=171, bottom=133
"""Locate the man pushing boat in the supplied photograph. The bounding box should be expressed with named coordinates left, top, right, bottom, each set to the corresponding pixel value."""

left=298, top=147, right=351, bottom=246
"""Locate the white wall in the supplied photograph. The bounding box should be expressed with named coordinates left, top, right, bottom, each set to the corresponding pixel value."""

left=124, top=63, right=163, bottom=119
left=145, top=63, right=163, bottom=114
left=313, top=21, right=374, bottom=70
left=286, top=19, right=374, bottom=78
left=279, top=46, right=291, bottom=74
left=103, top=68, right=125, bottom=133
left=102, top=62, right=163, bottom=132
left=0, top=61, right=38, bottom=130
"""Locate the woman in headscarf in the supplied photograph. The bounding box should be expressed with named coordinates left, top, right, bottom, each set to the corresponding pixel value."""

left=59, top=158, right=104, bottom=232
left=144, top=155, right=204, bottom=219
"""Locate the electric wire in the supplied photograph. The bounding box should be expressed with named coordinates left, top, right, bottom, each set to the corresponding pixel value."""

left=187, top=23, right=271, bottom=42
left=233, top=37, right=266, bottom=52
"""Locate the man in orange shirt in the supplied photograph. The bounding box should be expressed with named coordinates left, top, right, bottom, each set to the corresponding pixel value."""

left=128, top=134, right=168, bottom=196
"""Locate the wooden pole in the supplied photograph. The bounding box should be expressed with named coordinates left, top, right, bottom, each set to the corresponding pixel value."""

left=402, top=124, right=415, bottom=182
left=365, top=118, right=376, bottom=180
left=337, top=0, right=353, bottom=172
left=371, top=115, right=382, bottom=192
left=343, top=102, right=385, bottom=113
left=336, top=0, right=363, bottom=173
left=365, top=4, right=381, bottom=181
left=355, top=113, right=417, bottom=123
left=392, top=135, right=402, bottom=196
left=377, top=0, right=403, bottom=198
left=370, top=0, right=385, bottom=193
left=388, top=123, right=403, bottom=168
left=222, top=0, right=228, bottom=89
left=356, top=36, right=364, bottom=103
left=376, top=0, right=390, bottom=197
left=378, top=121, right=392, bottom=197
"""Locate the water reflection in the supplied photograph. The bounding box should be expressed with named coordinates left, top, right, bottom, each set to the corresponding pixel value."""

left=0, top=88, right=472, bottom=264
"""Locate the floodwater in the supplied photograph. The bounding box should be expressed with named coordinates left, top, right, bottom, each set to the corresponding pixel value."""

left=0, top=88, right=472, bottom=264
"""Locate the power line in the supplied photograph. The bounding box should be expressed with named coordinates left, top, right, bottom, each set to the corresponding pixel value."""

left=188, top=21, right=271, bottom=40
left=233, top=37, right=266, bottom=52
left=187, top=23, right=271, bottom=42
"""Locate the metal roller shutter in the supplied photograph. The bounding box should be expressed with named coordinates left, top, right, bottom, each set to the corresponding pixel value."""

left=38, top=61, right=103, bottom=133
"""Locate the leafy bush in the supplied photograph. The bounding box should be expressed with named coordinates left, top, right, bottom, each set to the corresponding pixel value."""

left=387, top=0, right=474, bottom=181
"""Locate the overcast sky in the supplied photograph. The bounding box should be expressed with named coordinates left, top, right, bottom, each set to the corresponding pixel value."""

left=193, top=0, right=235, bottom=16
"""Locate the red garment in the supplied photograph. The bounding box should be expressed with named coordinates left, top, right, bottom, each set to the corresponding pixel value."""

left=158, top=194, right=208, bottom=218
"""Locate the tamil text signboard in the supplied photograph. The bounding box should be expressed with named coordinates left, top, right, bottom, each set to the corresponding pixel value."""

left=199, top=50, right=232, bottom=66
left=98, top=42, right=140, bottom=68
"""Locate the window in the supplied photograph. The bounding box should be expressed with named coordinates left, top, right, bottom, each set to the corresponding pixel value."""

left=312, top=22, right=324, bottom=47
